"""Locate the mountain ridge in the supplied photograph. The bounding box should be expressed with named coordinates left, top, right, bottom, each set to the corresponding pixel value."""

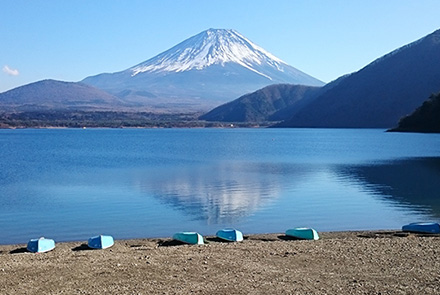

left=199, top=73, right=350, bottom=124
left=277, top=28, right=440, bottom=128
left=0, top=79, right=125, bottom=112
left=199, top=84, right=322, bottom=122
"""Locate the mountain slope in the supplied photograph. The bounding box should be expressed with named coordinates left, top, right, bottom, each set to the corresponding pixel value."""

left=278, top=29, right=440, bottom=128
left=82, top=29, right=324, bottom=111
left=199, top=84, right=321, bottom=122
left=0, top=80, right=124, bottom=111
left=389, top=92, right=440, bottom=133
left=200, top=74, right=350, bottom=123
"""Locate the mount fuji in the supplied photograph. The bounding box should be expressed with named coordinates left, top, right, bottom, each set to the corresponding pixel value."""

left=82, top=29, right=324, bottom=111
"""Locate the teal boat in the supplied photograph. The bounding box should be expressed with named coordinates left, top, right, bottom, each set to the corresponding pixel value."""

left=285, top=228, right=319, bottom=240
left=216, top=228, right=243, bottom=242
left=88, top=235, right=114, bottom=249
left=172, top=232, right=204, bottom=245
left=402, top=222, right=440, bottom=234
left=27, top=237, right=56, bottom=253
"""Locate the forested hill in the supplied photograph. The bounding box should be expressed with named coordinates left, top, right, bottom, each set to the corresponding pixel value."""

left=389, top=92, right=440, bottom=133
left=277, top=29, right=440, bottom=128
left=199, top=84, right=321, bottom=123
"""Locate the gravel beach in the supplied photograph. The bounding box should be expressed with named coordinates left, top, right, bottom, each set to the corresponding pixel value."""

left=1, top=231, right=439, bottom=294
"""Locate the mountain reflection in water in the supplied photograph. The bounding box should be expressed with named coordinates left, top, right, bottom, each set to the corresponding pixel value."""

left=134, top=162, right=313, bottom=224
left=135, top=158, right=440, bottom=225
left=337, top=157, right=440, bottom=218
left=2, top=129, right=440, bottom=244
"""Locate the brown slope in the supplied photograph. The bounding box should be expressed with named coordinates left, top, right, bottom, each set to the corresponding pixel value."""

left=0, top=79, right=126, bottom=111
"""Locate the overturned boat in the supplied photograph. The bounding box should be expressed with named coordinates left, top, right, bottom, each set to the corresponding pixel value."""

left=402, top=222, right=440, bottom=234
left=173, top=232, right=204, bottom=245
left=88, top=235, right=114, bottom=249
left=216, top=228, right=243, bottom=242
left=27, top=237, right=56, bottom=253
left=285, top=228, right=319, bottom=240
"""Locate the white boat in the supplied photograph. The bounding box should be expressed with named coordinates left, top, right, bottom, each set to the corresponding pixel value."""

left=172, top=232, right=204, bottom=245
left=27, top=237, right=56, bottom=253
left=216, top=228, right=243, bottom=242
left=285, top=228, right=319, bottom=240
left=88, top=235, right=114, bottom=249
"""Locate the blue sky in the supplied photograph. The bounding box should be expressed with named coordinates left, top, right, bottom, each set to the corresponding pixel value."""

left=1, top=0, right=440, bottom=93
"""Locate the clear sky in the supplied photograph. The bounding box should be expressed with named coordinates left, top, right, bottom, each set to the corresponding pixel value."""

left=1, top=0, right=440, bottom=93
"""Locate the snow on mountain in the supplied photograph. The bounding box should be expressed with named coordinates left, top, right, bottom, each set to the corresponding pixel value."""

left=130, top=29, right=286, bottom=80
left=82, top=28, right=324, bottom=112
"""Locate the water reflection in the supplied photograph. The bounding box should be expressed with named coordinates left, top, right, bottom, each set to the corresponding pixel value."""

left=336, top=157, right=440, bottom=218
left=134, top=162, right=313, bottom=224
left=134, top=158, right=440, bottom=226
left=2, top=129, right=440, bottom=244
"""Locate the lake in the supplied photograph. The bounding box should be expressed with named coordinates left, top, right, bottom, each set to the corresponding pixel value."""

left=1, top=128, right=440, bottom=244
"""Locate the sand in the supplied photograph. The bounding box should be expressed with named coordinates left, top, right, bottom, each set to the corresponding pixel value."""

left=1, top=231, right=439, bottom=294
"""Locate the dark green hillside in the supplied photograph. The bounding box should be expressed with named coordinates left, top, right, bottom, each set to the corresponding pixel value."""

left=199, top=84, right=321, bottom=123
left=389, top=92, right=440, bottom=133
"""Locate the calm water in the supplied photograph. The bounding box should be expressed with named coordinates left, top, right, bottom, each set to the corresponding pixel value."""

left=1, top=128, right=440, bottom=244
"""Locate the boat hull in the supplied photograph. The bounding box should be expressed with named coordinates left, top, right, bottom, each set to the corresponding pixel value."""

left=173, top=232, right=204, bottom=245
left=216, top=228, right=243, bottom=242
left=88, top=235, right=114, bottom=249
left=27, top=238, right=56, bottom=253
left=402, top=222, right=440, bottom=234
left=285, top=228, right=319, bottom=240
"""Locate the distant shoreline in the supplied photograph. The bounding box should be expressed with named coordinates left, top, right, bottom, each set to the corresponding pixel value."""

left=0, top=110, right=275, bottom=129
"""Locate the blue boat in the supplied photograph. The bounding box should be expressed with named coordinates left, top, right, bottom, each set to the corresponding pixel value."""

left=285, top=228, right=319, bottom=240
left=216, top=228, right=243, bottom=242
left=402, top=222, right=440, bottom=234
left=88, top=235, right=114, bottom=249
left=27, top=237, right=56, bottom=253
left=173, top=232, right=204, bottom=245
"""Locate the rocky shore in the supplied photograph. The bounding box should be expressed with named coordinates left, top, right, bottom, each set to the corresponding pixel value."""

left=1, top=231, right=439, bottom=294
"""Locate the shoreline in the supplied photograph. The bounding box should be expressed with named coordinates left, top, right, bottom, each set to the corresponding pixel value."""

left=0, top=229, right=405, bottom=248
left=1, top=230, right=440, bottom=294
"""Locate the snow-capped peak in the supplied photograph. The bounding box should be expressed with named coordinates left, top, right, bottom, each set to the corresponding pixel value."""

left=129, top=29, right=288, bottom=79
